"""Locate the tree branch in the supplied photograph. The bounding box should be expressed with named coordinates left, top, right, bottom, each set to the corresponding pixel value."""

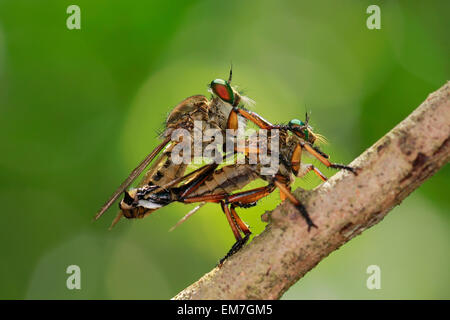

left=173, top=82, right=450, bottom=300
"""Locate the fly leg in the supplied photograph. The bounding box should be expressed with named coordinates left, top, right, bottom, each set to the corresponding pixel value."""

left=218, top=201, right=249, bottom=266
left=225, top=107, right=272, bottom=160
left=230, top=204, right=252, bottom=236
left=218, top=234, right=250, bottom=267
left=302, top=164, right=328, bottom=182
left=218, top=203, right=254, bottom=266
left=274, top=179, right=317, bottom=231
left=181, top=184, right=277, bottom=265
left=227, top=107, right=274, bottom=130
left=301, top=142, right=356, bottom=175
left=220, top=201, right=243, bottom=243
left=221, top=186, right=276, bottom=265
left=289, top=143, right=328, bottom=182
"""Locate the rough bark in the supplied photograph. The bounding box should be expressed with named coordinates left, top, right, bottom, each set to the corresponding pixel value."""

left=173, top=82, right=450, bottom=300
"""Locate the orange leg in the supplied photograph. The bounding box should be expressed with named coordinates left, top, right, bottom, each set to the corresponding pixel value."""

left=227, top=107, right=275, bottom=130
left=303, top=164, right=328, bottom=182
left=182, top=193, right=227, bottom=204
left=274, top=180, right=317, bottom=231
left=279, top=185, right=290, bottom=201
left=221, top=201, right=242, bottom=242
left=227, top=185, right=275, bottom=204
left=181, top=184, right=277, bottom=265
left=183, top=185, right=275, bottom=225
left=218, top=202, right=253, bottom=266
left=230, top=204, right=251, bottom=236
left=182, top=184, right=276, bottom=206
left=302, top=143, right=356, bottom=174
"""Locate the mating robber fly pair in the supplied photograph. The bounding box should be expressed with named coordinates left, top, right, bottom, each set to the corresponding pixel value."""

left=94, top=69, right=356, bottom=265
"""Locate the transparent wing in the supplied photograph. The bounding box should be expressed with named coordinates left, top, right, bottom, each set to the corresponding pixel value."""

left=94, top=136, right=171, bottom=221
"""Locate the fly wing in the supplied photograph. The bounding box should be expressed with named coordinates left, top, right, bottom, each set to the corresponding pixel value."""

left=94, top=136, right=171, bottom=221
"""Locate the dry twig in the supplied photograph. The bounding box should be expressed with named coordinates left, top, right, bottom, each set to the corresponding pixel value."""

left=173, top=82, right=450, bottom=300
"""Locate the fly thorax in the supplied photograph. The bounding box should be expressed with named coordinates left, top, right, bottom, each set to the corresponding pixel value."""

left=210, top=97, right=247, bottom=131
left=210, top=97, right=232, bottom=128
left=284, top=135, right=296, bottom=156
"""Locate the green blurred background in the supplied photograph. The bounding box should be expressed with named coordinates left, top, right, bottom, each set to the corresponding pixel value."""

left=0, top=0, right=448, bottom=299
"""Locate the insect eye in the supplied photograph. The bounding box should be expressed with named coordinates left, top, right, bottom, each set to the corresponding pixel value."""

left=288, top=119, right=305, bottom=127
left=289, top=119, right=310, bottom=140
left=303, top=128, right=309, bottom=140
left=210, top=79, right=235, bottom=104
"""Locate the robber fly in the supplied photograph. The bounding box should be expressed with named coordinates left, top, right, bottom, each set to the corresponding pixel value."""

left=121, top=111, right=356, bottom=264
left=94, top=69, right=255, bottom=228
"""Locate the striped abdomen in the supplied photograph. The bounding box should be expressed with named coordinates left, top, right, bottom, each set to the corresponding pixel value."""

left=189, top=164, right=260, bottom=197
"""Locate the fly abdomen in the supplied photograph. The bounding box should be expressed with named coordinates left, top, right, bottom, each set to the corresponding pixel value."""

left=190, top=164, right=260, bottom=197
left=139, top=147, right=188, bottom=188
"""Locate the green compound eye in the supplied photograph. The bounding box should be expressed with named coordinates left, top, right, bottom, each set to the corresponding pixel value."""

left=288, top=119, right=305, bottom=127
left=210, top=79, right=235, bottom=105
left=289, top=119, right=309, bottom=140
left=304, top=128, right=309, bottom=140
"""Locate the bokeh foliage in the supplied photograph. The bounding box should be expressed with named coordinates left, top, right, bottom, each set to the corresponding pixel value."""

left=0, top=0, right=448, bottom=299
